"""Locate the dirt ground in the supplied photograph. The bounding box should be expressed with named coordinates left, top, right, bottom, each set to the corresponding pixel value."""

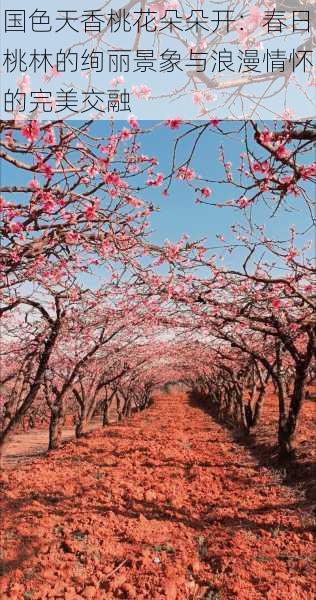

left=1, top=419, right=102, bottom=469
left=0, top=391, right=315, bottom=599
left=232, top=394, right=316, bottom=506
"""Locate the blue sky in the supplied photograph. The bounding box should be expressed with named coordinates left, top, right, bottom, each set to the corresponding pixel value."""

left=3, top=119, right=313, bottom=273
left=98, top=120, right=312, bottom=253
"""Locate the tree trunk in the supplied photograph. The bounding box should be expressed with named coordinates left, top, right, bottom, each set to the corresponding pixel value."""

left=252, top=387, right=265, bottom=427
left=124, top=399, right=131, bottom=417
left=0, top=322, right=60, bottom=450
left=102, top=400, right=109, bottom=426
left=278, top=425, right=294, bottom=457
left=237, top=394, right=248, bottom=432
left=48, top=402, right=64, bottom=450
left=102, top=391, right=115, bottom=426
left=244, top=386, right=266, bottom=435
left=72, top=388, right=90, bottom=438
left=116, top=393, right=123, bottom=421
left=278, top=365, right=306, bottom=458
left=75, top=415, right=89, bottom=438
left=244, top=403, right=253, bottom=434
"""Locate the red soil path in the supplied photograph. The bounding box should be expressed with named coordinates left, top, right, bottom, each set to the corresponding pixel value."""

left=0, top=420, right=101, bottom=469
left=1, top=392, right=315, bottom=600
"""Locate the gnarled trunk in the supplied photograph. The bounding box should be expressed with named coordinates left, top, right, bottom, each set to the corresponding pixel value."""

left=75, top=411, right=89, bottom=438
left=102, top=390, right=115, bottom=426
left=116, top=392, right=123, bottom=422
left=122, top=397, right=131, bottom=418
left=278, top=426, right=294, bottom=458
left=0, top=321, right=60, bottom=450
left=278, top=365, right=307, bottom=458
left=48, top=401, right=64, bottom=450
left=244, top=386, right=266, bottom=435
left=72, top=388, right=90, bottom=438
left=102, top=400, right=109, bottom=426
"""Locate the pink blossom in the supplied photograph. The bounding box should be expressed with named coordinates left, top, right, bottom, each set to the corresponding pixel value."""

left=282, top=108, right=295, bottom=121
left=29, top=179, right=40, bottom=191
left=192, top=91, right=203, bottom=105
left=109, top=76, right=125, bottom=87
left=85, top=198, right=100, bottom=221
left=147, top=173, right=164, bottom=187
left=164, top=241, right=182, bottom=260
left=233, top=7, right=262, bottom=47
left=276, top=145, right=289, bottom=159
left=131, top=85, right=151, bottom=100
left=65, top=231, right=81, bottom=244
left=62, top=212, right=77, bottom=224
left=165, top=1, right=179, bottom=9
left=7, top=207, right=18, bottom=220
left=201, top=187, right=212, bottom=198
left=43, top=199, right=56, bottom=214
left=87, top=164, right=100, bottom=178
left=17, top=75, right=31, bottom=94
left=43, top=127, right=56, bottom=145
left=41, top=163, right=53, bottom=180
left=125, top=195, right=144, bottom=207
left=85, top=206, right=96, bottom=220
left=150, top=2, right=167, bottom=19
left=10, top=251, right=20, bottom=263
left=248, top=6, right=262, bottom=28
left=128, top=115, right=139, bottom=130
left=259, top=129, right=273, bottom=144
left=43, top=66, right=60, bottom=82
left=176, top=166, right=196, bottom=180
left=21, top=121, right=40, bottom=143
left=165, top=119, right=182, bottom=129
left=272, top=298, right=281, bottom=309
left=17, top=74, right=31, bottom=93
left=280, top=175, right=298, bottom=195
left=299, top=163, right=316, bottom=179
left=237, top=196, right=251, bottom=208
left=252, top=160, right=270, bottom=174
left=119, top=128, right=132, bottom=140
left=260, top=180, right=270, bottom=192
left=9, top=222, right=23, bottom=234
left=103, top=171, right=126, bottom=187
left=286, top=248, right=298, bottom=262
left=55, top=151, right=64, bottom=166
left=204, top=90, right=216, bottom=103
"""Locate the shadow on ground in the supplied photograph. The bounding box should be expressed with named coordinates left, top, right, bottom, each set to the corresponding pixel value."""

left=187, top=391, right=316, bottom=511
